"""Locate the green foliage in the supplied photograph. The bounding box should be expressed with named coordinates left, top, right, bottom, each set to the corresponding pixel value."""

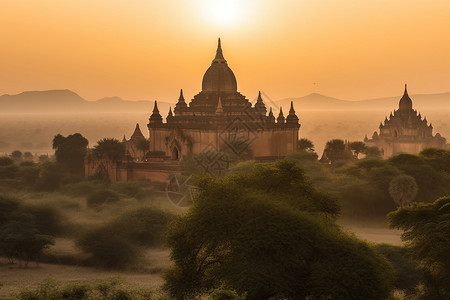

left=15, top=278, right=165, bottom=300
left=209, top=287, right=246, bottom=300
left=349, top=141, right=367, bottom=158
left=363, top=146, right=383, bottom=158
left=11, top=150, right=23, bottom=162
left=164, top=161, right=393, bottom=299
left=53, top=133, right=89, bottom=174
left=0, top=213, right=54, bottom=266
left=388, top=175, right=418, bottom=207
left=77, top=207, right=175, bottom=268
left=324, top=139, right=354, bottom=164
left=86, top=190, right=120, bottom=209
left=92, top=138, right=126, bottom=162
left=0, top=156, right=14, bottom=166
left=76, top=226, right=139, bottom=269
left=297, top=138, right=315, bottom=152
left=388, top=196, right=450, bottom=298
left=375, top=244, right=423, bottom=295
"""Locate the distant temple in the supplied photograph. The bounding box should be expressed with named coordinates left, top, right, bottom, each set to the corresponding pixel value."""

left=85, top=39, right=300, bottom=182
left=364, top=85, right=446, bottom=158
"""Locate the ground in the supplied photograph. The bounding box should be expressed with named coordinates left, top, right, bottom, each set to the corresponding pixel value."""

left=0, top=225, right=402, bottom=299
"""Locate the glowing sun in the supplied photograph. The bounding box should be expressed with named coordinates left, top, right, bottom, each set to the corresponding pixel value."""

left=200, top=0, right=245, bottom=27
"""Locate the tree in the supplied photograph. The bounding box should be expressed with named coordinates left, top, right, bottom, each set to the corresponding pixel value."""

left=388, top=175, right=418, bottom=207
left=0, top=214, right=54, bottom=266
left=363, top=146, right=383, bottom=158
left=92, top=138, right=125, bottom=162
left=298, top=138, right=315, bottom=152
left=349, top=141, right=367, bottom=158
left=324, top=139, right=353, bottom=164
left=388, top=196, right=450, bottom=298
left=23, top=152, right=34, bottom=161
left=136, top=139, right=150, bottom=158
left=10, top=150, right=23, bottom=162
left=52, top=133, right=89, bottom=174
left=0, top=156, right=14, bottom=166
left=164, top=161, right=393, bottom=300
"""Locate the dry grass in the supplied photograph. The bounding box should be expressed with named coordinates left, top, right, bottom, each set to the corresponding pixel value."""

left=0, top=247, right=170, bottom=298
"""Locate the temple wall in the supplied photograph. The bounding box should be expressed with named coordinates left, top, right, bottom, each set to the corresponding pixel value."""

left=149, top=126, right=298, bottom=158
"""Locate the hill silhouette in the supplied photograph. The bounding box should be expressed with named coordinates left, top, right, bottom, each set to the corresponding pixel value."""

left=277, top=92, right=450, bottom=111
left=1, top=89, right=449, bottom=114
left=0, top=90, right=171, bottom=114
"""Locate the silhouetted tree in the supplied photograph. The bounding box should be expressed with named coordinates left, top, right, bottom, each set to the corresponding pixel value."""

left=324, top=139, right=353, bottom=164
left=389, top=175, right=418, bottom=207
left=23, top=152, right=34, bottom=161
left=298, top=138, right=315, bottom=152
left=52, top=133, right=88, bottom=174
left=92, top=138, right=125, bottom=162
left=10, top=150, right=23, bottom=162
left=164, top=161, right=393, bottom=300
left=0, top=156, right=14, bottom=166
left=388, top=196, right=450, bottom=298
left=349, top=141, right=367, bottom=158
left=363, top=146, right=383, bottom=158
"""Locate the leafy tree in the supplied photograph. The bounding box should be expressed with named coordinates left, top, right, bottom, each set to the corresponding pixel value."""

left=297, top=138, right=315, bottom=152
left=23, top=152, right=34, bottom=161
left=0, top=156, right=14, bottom=166
left=52, top=133, right=89, bottom=174
left=0, top=214, right=54, bottom=266
left=136, top=139, right=150, bottom=154
left=324, top=139, right=353, bottom=164
left=349, top=141, right=367, bottom=158
left=164, top=161, right=393, bottom=300
left=11, top=150, right=23, bottom=162
left=419, top=147, right=450, bottom=173
left=388, top=175, right=418, bottom=207
left=388, top=196, right=450, bottom=299
left=38, top=154, right=49, bottom=164
left=363, top=146, right=383, bottom=158
left=92, top=138, right=125, bottom=162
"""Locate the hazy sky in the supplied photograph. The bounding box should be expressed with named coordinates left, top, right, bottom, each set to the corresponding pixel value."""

left=0, top=0, right=449, bottom=102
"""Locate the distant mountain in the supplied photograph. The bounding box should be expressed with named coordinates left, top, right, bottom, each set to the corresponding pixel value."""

left=1, top=89, right=449, bottom=115
left=277, top=92, right=450, bottom=111
left=0, top=90, right=171, bottom=114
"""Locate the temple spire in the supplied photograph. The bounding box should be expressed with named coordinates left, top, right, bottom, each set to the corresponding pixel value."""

left=286, top=101, right=299, bottom=124
left=168, top=107, right=173, bottom=117
left=404, top=84, right=408, bottom=96
left=277, top=107, right=285, bottom=123
left=149, top=100, right=162, bottom=123
left=178, top=89, right=185, bottom=103
left=214, top=38, right=225, bottom=61
left=153, top=100, right=160, bottom=113
left=216, top=96, right=224, bottom=114
left=255, top=90, right=267, bottom=115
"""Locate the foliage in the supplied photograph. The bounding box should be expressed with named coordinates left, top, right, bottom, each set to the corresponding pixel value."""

left=374, top=244, right=423, bottom=296
left=388, top=175, right=418, bottom=207
left=52, top=133, right=89, bottom=174
left=164, top=161, right=393, bottom=300
left=0, top=156, right=14, bottom=166
left=15, top=278, right=166, bottom=300
left=0, top=213, right=54, bottom=266
left=11, top=150, right=23, bottom=162
left=297, top=138, right=315, bottom=152
left=77, top=207, right=175, bottom=268
left=23, top=152, right=34, bottom=161
left=349, top=141, right=367, bottom=158
left=92, top=138, right=126, bottom=162
left=363, top=146, right=383, bottom=158
left=388, top=196, right=450, bottom=299
left=324, top=139, right=354, bottom=164
left=86, top=189, right=120, bottom=209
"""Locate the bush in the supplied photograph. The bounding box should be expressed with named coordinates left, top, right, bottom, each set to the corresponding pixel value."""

left=77, top=227, right=139, bottom=269
left=0, top=156, right=14, bottom=166
left=86, top=190, right=120, bottom=208
left=20, top=204, right=65, bottom=236
left=15, top=278, right=163, bottom=300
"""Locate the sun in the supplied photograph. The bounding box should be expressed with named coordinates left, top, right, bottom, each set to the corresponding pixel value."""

left=200, top=0, right=245, bottom=27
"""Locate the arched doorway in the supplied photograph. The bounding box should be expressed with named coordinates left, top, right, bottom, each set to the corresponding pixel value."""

left=172, top=147, right=179, bottom=160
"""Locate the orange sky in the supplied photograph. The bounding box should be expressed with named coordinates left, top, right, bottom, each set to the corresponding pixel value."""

left=0, top=0, right=449, bottom=102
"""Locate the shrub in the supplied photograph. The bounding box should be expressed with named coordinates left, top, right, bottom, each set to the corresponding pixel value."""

left=86, top=190, right=120, bottom=208
left=77, top=226, right=139, bottom=269
left=0, top=156, right=14, bottom=166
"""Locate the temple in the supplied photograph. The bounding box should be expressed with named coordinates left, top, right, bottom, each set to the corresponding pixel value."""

left=364, top=85, right=446, bottom=157
left=85, top=39, right=300, bottom=182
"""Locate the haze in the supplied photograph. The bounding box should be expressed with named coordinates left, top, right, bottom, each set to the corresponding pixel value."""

left=1, top=0, right=449, bottom=102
